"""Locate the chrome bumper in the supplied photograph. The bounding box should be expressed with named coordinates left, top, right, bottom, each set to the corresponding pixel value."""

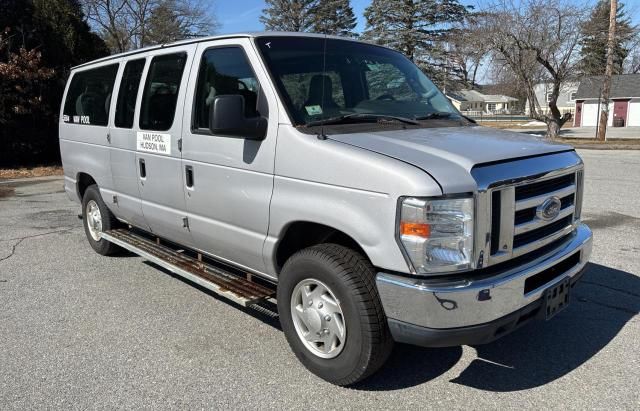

left=376, top=224, right=592, bottom=330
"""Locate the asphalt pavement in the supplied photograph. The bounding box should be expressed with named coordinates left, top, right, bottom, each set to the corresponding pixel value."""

left=1, top=150, right=638, bottom=409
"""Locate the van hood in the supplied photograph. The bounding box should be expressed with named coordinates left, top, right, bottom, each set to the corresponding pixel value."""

left=327, top=125, right=573, bottom=194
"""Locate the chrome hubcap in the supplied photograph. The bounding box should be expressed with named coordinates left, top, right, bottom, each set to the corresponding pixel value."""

left=85, top=200, right=102, bottom=241
left=290, top=279, right=346, bottom=358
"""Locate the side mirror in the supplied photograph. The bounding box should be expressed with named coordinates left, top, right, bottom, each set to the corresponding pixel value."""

left=209, top=94, right=267, bottom=140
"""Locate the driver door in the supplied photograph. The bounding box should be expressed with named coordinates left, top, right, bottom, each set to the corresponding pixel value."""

left=180, top=39, right=279, bottom=273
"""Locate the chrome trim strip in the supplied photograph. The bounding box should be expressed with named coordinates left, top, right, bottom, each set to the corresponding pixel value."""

left=515, top=184, right=576, bottom=211
left=574, top=170, right=584, bottom=220
left=474, top=189, right=492, bottom=268
left=512, top=222, right=576, bottom=257
left=497, top=187, right=515, bottom=254
left=514, top=205, right=575, bottom=235
left=471, top=151, right=583, bottom=191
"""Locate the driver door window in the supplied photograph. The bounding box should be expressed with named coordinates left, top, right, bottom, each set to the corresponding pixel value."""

left=193, top=47, right=260, bottom=131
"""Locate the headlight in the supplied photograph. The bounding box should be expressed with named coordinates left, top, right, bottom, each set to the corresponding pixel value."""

left=398, top=196, right=474, bottom=274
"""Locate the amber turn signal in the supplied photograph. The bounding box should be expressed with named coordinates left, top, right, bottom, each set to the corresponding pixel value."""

left=400, top=222, right=430, bottom=238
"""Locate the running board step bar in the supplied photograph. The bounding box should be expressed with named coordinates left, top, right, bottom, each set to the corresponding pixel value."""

left=100, top=229, right=275, bottom=307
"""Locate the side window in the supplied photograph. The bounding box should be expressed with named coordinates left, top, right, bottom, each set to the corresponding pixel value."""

left=63, top=64, right=119, bottom=126
left=193, top=47, right=261, bottom=130
left=115, top=59, right=145, bottom=128
left=365, top=63, right=415, bottom=101
left=139, top=53, right=187, bottom=131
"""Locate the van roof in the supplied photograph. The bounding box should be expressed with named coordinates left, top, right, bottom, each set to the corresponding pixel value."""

left=72, top=31, right=370, bottom=70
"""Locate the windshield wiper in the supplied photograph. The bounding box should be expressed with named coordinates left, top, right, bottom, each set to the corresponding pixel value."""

left=306, top=113, right=419, bottom=127
left=414, top=112, right=454, bottom=120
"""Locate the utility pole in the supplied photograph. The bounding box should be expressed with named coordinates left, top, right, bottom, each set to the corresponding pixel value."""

left=597, top=0, right=618, bottom=142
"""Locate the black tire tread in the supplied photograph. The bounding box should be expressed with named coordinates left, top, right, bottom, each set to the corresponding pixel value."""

left=283, top=243, right=393, bottom=385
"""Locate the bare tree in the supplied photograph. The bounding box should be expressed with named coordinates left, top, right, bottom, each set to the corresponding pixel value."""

left=625, top=34, right=640, bottom=73
left=487, top=58, right=544, bottom=112
left=83, top=0, right=137, bottom=53
left=82, top=0, right=217, bottom=53
left=630, top=52, right=640, bottom=73
left=477, top=0, right=587, bottom=139
left=445, top=16, right=490, bottom=90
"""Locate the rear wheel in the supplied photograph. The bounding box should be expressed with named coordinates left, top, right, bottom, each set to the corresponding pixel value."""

left=277, top=244, right=393, bottom=386
left=82, top=184, right=121, bottom=255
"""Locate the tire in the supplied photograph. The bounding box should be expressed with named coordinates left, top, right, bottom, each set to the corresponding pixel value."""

left=81, top=184, right=121, bottom=256
left=277, top=244, right=393, bottom=386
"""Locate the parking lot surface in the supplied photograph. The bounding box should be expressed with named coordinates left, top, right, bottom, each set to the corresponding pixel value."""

left=1, top=150, right=638, bottom=409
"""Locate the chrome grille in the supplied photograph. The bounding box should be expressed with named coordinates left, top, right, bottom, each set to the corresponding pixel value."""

left=488, top=170, right=580, bottom=263
left=471, top=151, right=585, bottom=269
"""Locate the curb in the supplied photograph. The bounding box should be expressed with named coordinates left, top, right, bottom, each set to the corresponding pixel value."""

left=569, top=144, right=640, bottom=150
left=0, top=175, right=63, bottom=184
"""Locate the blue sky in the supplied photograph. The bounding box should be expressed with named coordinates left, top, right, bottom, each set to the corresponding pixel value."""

left=215, top=0, right=640, bottom=34
left=215, top=0, right=372, bottom=34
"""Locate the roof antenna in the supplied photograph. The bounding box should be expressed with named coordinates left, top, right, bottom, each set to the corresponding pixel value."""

left=318, top=34, right=328, bottom=140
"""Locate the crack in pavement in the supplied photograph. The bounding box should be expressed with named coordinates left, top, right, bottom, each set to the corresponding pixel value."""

left=0, top=228, right=76, bottom=263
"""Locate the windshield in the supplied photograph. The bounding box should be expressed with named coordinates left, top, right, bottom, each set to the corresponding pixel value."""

left=255, top=36, right=461, bottom=127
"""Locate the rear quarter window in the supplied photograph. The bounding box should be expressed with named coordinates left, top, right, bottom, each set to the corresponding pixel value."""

left=63, top=64, right=119, bottom=126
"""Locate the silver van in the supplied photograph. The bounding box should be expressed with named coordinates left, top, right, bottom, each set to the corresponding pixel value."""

left=59, top=32, right=592, bottom=385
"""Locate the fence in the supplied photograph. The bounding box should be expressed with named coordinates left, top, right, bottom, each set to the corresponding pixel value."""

left=466, top=112, right=532, bottom=123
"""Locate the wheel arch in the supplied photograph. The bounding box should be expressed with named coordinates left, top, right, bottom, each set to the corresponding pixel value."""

left=76, top=172, right=97, bottom=201
left=274, top=221, right=369, bottom=273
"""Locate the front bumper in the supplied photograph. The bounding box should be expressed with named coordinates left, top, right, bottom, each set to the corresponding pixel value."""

left=376, top=223, right=592, bottom=347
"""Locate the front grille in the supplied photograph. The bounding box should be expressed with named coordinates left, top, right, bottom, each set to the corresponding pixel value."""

left=514, top=194, right=574, bottom=226
left=515, top=173, right=575, bottom=201
left=513, top=215, right=573, bottom=248
left=487, top=169, right=581, bottom=263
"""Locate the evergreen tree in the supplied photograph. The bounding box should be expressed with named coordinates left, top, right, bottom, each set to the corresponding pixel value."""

left=363, top=0, right=470, bottom=85
left=0, top=0, right=108, bottom=165
left=579, top=0, right=636, bottom=76
left=260, top=0, right=316, bottom=32
left=312, top=0, right=357, bottom=36
left=145, top=0, right=214, bottom=46
left=146, top=1, right=184, bottom=45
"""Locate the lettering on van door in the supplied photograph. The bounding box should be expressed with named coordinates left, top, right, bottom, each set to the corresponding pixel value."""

left=136, top=132, right=171, bottom=155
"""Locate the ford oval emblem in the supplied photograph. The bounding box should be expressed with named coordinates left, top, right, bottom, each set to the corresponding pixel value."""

left=537, top=196, right=562, bottom=221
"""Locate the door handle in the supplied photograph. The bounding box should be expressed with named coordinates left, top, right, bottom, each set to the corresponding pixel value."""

left=139, top=159, right=146, bottom=179
left=185, top=165, right=194, bottom=188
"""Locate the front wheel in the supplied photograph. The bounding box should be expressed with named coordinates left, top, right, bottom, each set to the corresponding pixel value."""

left=277, top=244, right=393, bottom=386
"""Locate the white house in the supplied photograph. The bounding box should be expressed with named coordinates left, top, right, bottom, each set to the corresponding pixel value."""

left=526, top=82, right=579, bottom=117
left=447, top=90, right=518, bottom=114
left=574, top=74, right=640, bottom=128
